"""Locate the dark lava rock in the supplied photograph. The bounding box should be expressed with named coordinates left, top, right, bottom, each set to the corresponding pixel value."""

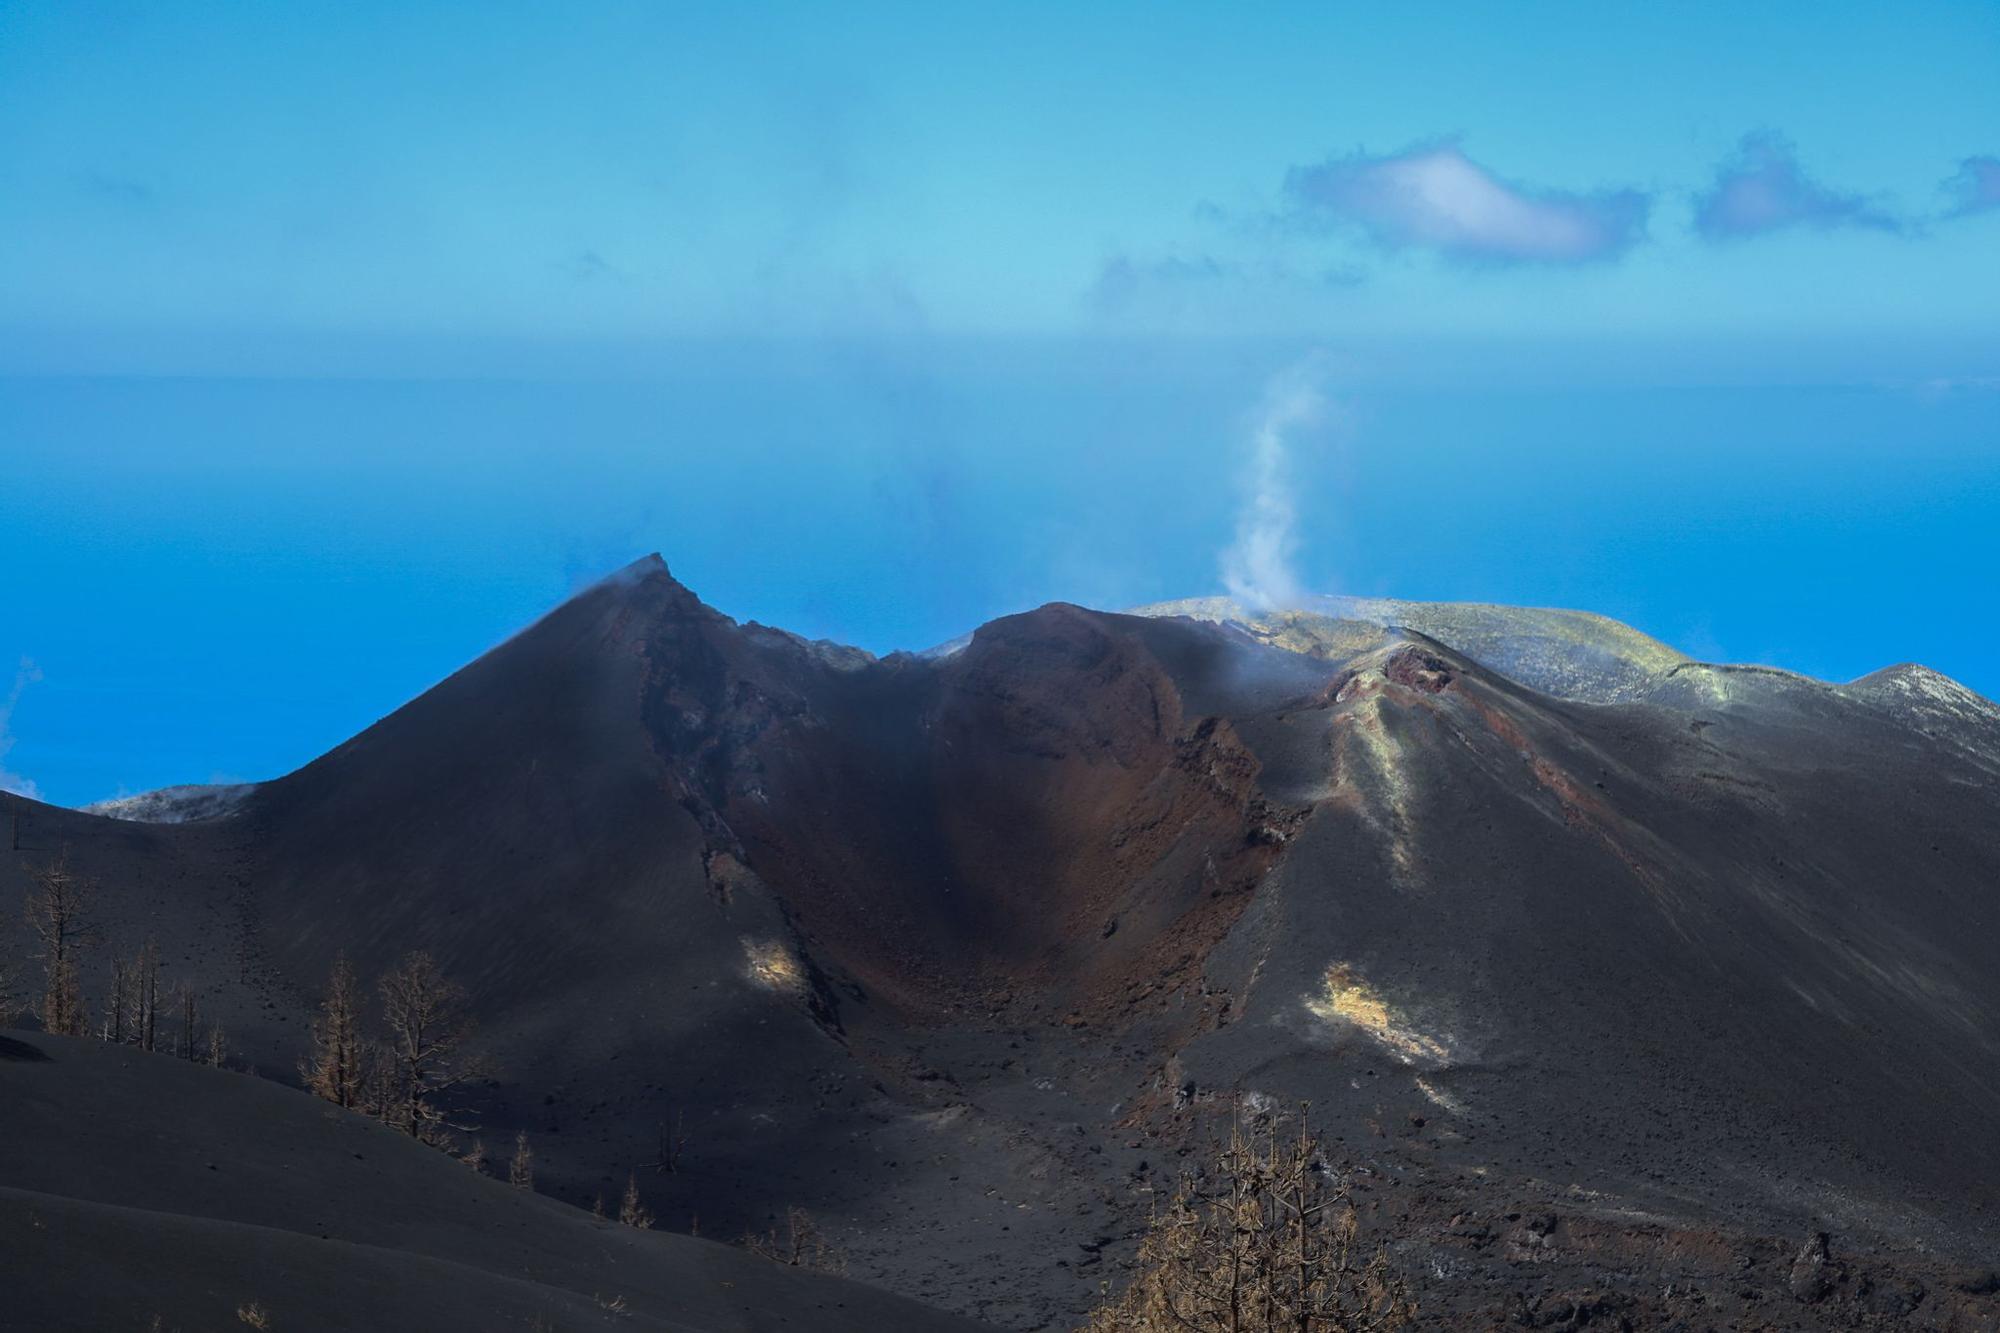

left=1788, top=1232, right=1838, bottom=1303
left=1383, top=645, right=1455, bottom=693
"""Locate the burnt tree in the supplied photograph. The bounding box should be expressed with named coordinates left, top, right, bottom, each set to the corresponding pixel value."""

left=1080, top=1109, right=1415, bottom=1333
left=304, top=952, right=366, bottom=1108
left=24, top=851, right=97, bottom=1037
left=378, top=951, right=479, bottom=1144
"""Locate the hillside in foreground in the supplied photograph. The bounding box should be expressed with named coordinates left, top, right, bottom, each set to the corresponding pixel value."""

left=0, top=1029, right=990, bottom=1333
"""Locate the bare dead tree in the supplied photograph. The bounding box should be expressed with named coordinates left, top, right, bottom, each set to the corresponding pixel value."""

left=347, top=1036, right=390, bottom=1117
left=25, top=851, right=98, bottom=1037
left=303, top=952, right=366, bottom=1108
left=378, top=951, right=480, bottom=1145
left=646, top=1110, right=689, bottom=1174
left=360, top=1038, right=396, bottom=1120
left=176, top=984, right=199, bottom=1060
left=206, top=1024, right=228, bottom=1068
left=745, top=1206, right=846, bottom=1275
left=104, top=940, right=162, bottom=1049
left=105, top=956, right=132, bottom=1043
left=1079, top=1108, right=1415, bottom=1333
left=617, top=1172, right=654, bottom=1230
left=509, top=1130, right=535, bottom=1190
left=134, top=939, right=160, bottom=1051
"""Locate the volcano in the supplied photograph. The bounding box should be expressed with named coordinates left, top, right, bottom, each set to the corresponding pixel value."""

left=5, top=555, right=1998, bottom=1331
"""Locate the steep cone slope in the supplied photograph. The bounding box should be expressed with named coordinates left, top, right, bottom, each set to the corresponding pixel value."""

left=0, top=559, right=1339, bottom=1327
left=1175, top=636, right=2000, bottom=1255
left=3, top=561, right=1999, bottom=1329
left=229, top=556, right=907, bottom=1252
left=0, top=1030, right=991, bottom=1333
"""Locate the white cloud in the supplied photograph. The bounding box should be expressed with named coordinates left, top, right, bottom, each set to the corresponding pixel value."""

left=1944, top=155, right=2000, bottom=219
left=1283, top=142, right=1649, bottom=264
left=1693, top=132, right=1902, bottom=240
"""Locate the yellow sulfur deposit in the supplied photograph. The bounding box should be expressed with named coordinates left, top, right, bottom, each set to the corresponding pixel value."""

left=1306, top=963, right=1449, bottom=1065
left=742, top=937, right=807, bottom=994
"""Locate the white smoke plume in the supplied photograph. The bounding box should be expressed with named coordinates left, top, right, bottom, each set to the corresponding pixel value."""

left=1221, top=356, right=1335, bottom=612
left=0, top=656, right=45, bottom=800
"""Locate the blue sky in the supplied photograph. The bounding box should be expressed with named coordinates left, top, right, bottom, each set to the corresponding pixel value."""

left=2, top=2, right=1997, bottom=804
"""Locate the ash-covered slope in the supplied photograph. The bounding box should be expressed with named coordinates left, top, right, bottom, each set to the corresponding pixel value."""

left=1128, top=593, right=1690, bottom=704
left=4, top=559, right=1999, bottom=1330
left=0, top=558, right=1316, bottom=1327
left=1178, top=634, right=2000, bottom=1250
left=82, top=782, right=257, bottom=824
left=0, top=1030, right=991, bottom=1333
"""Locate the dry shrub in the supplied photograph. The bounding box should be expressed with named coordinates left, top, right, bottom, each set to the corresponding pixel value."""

left=509, top=1129, right=535, bottom=1190
left=617, top=1172, right=654, bottom=1229
left=745, top=1205, right=846, bottom=1274
left=1079, top=1110, right=1415, bottom=1332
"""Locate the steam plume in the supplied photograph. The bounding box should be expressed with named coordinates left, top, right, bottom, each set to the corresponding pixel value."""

left=0, top=656, right=44, bottom=799
left=1221, top=357, right=1333, bottom=612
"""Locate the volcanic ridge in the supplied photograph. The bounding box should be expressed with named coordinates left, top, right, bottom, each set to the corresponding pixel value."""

left=4, top=553, right=1998, bottom=1332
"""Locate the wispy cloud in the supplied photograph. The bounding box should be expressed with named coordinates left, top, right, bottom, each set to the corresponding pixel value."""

left=1943, top=156, right=2000, bottom=219
left=1088, top=253, right=1362, bottom=325
left=1913, top=375, right=2000, bottom=404
left=557, top=249, right=626, bottom=283
left=1094, top=253, right=1236, bottom=301
left=77, top=171, right=156, bottom=209
left=1281, top=141, right=1650, bottom=265
left=0, top=657, right=44, bottom=800
left=1693, top=133, right=1902, bottom=240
